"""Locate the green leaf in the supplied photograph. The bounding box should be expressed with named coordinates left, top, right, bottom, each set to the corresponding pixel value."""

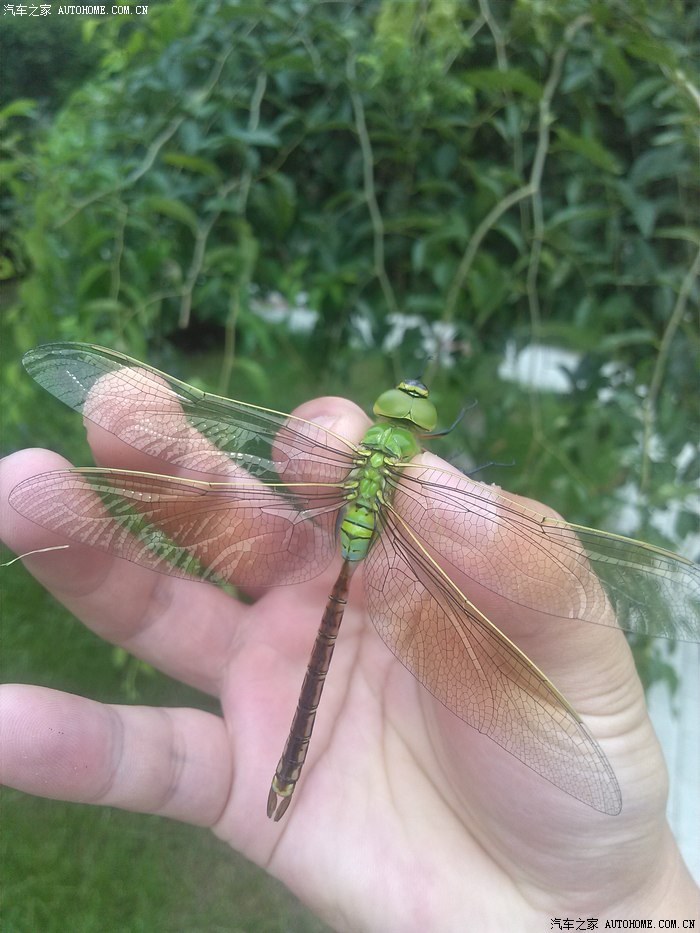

left=0, top=99, right=36, bottom=121
left=626, top=35, right=679, bottom=68
left=161, top=152, right=222, bottom=179
left=654, top=226, right=700, bottom=248
left=601, top=39, right=634, bottom=95
left=464, top=68, right=541, bottom=100
left=82, top=16, right=103, bottom=43
left=83, top=298, right=127, bottom=316
left=0, top=160, right=20, bottom=182
left=141, top=196, right=199, bottom=233
left=77, top=262, right=111, bottom=297
left=205, top=246, right=244, bottom=270
left=231, top=357, right=271, bottom=396
left=624, top=75, right=666, bottom=109
left=630, top=200, right=657, bottom=238
left=434, top=143, right=457, bottom=178
left=261, top=172, right=297, bottom=233
left=226, top=127, right=280, bottom=147
left=555, top=127, right=623, bottom=174
left=493, top=221, right=525, bottom=254
left=630, top=147, right=685, bottom=186
left=0, top=256, right=16, bottom=281
left=547, top=204, right=612, bottom=230
left=598, top=330, right=655, bottom=352
left=411, top=238, right=426, bottom=273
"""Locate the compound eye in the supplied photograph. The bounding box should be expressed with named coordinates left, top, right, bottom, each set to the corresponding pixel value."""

left=373, top=388, right=412, bottom=420
left=410, top=397, right=438, bottom=432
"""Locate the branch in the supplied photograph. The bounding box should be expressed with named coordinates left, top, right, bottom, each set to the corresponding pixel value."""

left=236, top=72, right=267, bottom=216
left=526, top=15, right=592, bottom=338
left=347, top=55, right=399, bottom=317
left=442, top=15, right=592, bottom=327
left=178, top=176, right=240, bottom=328
left=640, top=246, right=700, bottom=491
left=442, top=181, right=536, bottom=322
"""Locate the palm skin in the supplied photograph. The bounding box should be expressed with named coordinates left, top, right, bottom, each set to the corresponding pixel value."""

left=1, top=392, right=697, bottom=931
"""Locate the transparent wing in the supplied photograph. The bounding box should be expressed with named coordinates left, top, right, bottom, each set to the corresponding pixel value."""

left=390, top=464, right=700, bottom=641
left=9, top=468, right=345, bottom=587
left=23, top=342, right=357, bottom=484
left=364, top=506, right=622, bottom=815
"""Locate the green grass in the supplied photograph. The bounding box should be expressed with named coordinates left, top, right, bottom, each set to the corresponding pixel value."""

left=1, top=564, right=331, bottom=933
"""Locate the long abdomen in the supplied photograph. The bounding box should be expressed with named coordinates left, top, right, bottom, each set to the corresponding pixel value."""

left=267, top=559, right=357, bottom=820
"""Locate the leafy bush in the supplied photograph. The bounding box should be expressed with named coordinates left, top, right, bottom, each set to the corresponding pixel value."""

left=0, top=15, right=100, bottom=110
left=6, top=0, right=699, bottom=544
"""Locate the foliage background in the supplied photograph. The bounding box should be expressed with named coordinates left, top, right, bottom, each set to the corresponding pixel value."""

left=1, top=0, right=698, bottom=929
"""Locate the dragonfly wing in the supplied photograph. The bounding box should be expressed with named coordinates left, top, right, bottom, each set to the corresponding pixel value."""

left=23, top=343, right=356, bottom=484
left=363, top=507, right=622, bottom=815
left=9, top=469, right=343, bottom=587
left=391, top=464, right=700, bottom=641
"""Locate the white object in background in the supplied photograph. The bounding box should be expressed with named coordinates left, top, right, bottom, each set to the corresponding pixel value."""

left=498, top=341, right=580, bottom=392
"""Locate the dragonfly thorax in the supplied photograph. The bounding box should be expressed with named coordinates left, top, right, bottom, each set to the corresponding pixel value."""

left=361, top=423, right=422, bottom=461
left=340, top=421, right=421, bottom=563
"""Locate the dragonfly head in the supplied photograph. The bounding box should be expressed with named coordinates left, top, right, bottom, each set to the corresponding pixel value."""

left=372, top=378, right=438, bottom=432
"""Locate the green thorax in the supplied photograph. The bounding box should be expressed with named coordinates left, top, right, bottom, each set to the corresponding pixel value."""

left=340, top=379, right=437, bottom=562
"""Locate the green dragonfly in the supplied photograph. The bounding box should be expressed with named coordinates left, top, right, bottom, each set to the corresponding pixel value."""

left=9, top=343, right=700, bottom=820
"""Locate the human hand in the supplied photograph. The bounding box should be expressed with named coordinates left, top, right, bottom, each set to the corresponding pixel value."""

left=1, top=389, right=697, bottom=931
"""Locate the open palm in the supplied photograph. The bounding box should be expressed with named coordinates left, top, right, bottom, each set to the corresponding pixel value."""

left=1, top=388, right=697, bottom=931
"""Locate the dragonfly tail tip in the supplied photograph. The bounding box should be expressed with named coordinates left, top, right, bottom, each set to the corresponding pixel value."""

left=267, top=786, right=293, bottom=821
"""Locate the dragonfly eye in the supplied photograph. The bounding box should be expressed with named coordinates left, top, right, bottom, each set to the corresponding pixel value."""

left=373, top=386, right=437, bottom=432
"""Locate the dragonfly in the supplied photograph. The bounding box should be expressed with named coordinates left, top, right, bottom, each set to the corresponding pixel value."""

left=9, top=342, right=700, bottom=821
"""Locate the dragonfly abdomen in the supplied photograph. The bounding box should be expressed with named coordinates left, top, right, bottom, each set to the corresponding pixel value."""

left=340, top=503, right=376, bottom=561
left=267, top=560, right=357, bottom=821
left=267, top=421, right=423, bottom=818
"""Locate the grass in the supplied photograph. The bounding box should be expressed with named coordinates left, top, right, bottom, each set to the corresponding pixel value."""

left=1, top=563, right=331, bottom=933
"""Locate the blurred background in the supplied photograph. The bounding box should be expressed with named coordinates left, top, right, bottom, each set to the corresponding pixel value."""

left=1, top=0, right=698, bottom=928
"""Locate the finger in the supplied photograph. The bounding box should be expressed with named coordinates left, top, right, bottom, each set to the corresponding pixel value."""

left=81, top=390, right=370, bottom=588
left=0, top=684, right=231, bottom=826
left=1, top=396, right=369, bottom=691
left=79, top=377, right=370, bottom=581
left=1, top=449, right=239, bottom=693
left=83, top=365, right=238, bottom=479
left=81, top=365, right=371, bottom=488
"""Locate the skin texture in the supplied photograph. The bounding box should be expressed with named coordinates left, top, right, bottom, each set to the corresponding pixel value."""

left=1, top=390, right=698, bottom=932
